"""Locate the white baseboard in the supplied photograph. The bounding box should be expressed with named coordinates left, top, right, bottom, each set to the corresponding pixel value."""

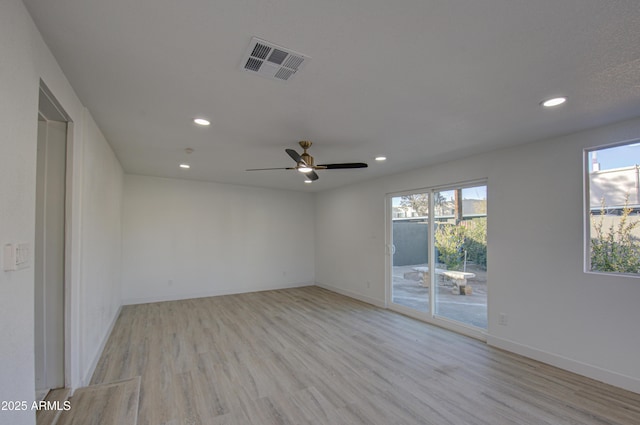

left=315, top=282, right=385, bottom=308
left=82, top=304, right=123, bottom=387
left=488, top=335, right=640, bottom=395
left=122, top=281, right=314, bottom=306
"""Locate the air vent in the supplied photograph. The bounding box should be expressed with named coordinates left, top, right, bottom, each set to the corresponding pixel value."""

left=245, top=57, right=263, bottom=72
left=274, top=68, right=295, bottom=81
left=241, top=37, right=310, bottom=82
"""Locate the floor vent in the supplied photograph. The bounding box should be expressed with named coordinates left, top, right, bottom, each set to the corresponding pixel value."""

left=241, top=37, right=310, bottom=82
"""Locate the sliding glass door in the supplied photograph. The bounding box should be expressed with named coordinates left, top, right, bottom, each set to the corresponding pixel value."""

left=390, top=192, right=430, bottom=313
left=389, top=183, right=487, bottom=330
left=433, top=185, right=487, bottom=328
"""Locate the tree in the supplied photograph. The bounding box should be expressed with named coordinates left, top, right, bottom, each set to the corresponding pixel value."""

left=400, top=194, right=429, bottom=217
left=400, top=193, right=449, bottom=217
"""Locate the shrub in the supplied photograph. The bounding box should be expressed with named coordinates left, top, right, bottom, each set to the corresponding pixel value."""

left=464, top=218, right=487, bottom=269
left=591, top=197, right=640, bottom=274
left=435, top=223, right=466, bottom=270
left=435, top=218, right=487, bottom=270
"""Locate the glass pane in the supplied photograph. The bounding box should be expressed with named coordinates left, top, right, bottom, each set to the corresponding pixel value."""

left=391, top=193, right=430, bottom=312
left=588, top=144, right=640, bottom=275
left=433, top=185, right=487, bottom=328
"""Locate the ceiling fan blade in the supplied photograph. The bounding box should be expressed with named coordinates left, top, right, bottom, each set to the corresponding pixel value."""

left=306, top=170, right=319, bottom=181
left=317, top=162, right=368, bottom=169
left=285, top=148, right=304, bottom=164
left=246, top=167, right=295, bottom=171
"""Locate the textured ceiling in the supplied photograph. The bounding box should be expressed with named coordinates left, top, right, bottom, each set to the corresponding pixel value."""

left=23, top=0, right=640, bottom=191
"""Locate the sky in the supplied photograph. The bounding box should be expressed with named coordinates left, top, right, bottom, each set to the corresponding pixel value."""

left=590, top=142, right=640, bottom=171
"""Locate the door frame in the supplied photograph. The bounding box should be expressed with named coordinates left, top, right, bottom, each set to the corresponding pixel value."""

left=37, top=81, right=75, bottom=391
left=385, top=179, right=488, bottom=341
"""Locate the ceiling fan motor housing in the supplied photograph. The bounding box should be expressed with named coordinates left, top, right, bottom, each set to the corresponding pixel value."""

left=301, top=153, right=314, bottom=167
left=299, top=141, right=314, bottom=166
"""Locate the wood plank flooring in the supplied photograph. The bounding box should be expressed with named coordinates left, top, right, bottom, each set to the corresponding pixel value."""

left=90, top=286, right=640, bottom=424
left=57, top=377, right=140, bottom=425
left=36, top=388, right=70, bottom=425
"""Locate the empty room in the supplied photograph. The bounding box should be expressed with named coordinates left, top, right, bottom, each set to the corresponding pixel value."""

left=2, top=0, right=640, bottom=424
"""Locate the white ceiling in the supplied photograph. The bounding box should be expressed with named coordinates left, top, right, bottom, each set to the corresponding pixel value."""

left=23, top=0, right=640, bottom=192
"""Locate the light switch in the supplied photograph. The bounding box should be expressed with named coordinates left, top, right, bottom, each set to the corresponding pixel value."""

left=3, top=243, right=30, bottom=272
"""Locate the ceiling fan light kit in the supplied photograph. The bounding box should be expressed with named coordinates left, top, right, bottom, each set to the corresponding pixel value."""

left=246, top=141, right=368, bottom=181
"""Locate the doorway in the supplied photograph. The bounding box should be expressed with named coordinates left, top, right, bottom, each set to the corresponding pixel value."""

left=34, top=84, right=69, bottom=399
left=388, top=182, right=488, bottom=334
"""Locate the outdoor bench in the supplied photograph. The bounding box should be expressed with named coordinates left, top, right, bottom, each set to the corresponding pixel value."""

left=412, top=266, right=476, bottom=295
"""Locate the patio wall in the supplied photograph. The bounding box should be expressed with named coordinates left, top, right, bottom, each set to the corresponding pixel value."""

left=392, top=220, right=428, bottom=266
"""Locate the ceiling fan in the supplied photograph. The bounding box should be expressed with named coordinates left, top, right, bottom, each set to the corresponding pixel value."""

left=246, top=141, right=368, bottom=181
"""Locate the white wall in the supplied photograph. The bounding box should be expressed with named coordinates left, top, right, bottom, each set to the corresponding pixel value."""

left=122, top=175, right=315, bottom=304
left=316, top=117, right=640, bottom=394
left=77, top=111, right=124, bottom=385
left=0, top=3, right=123, bottom=423
left=0, top=4, right=41, bottom=424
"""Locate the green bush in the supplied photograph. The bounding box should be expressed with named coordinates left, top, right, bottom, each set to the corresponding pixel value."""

left=591, top=197, right=640, bottom=274
left=435, top=218, right=487, bottom=270
left=464, top=218, right=487, bottom=269
left=435, top=223, right=466, bottom=270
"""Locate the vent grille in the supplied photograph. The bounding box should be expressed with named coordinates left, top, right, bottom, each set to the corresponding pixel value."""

left=268, top=48, right=288, bottom=65
left=283, top=55, right=304, bottom=70
left=274, top=68, right=295, bottom=81
left=244, top=57, right=263, bottom=72
left=251, top=43, right=271, bottom=59
left=241, top=37, right=310, bottom=82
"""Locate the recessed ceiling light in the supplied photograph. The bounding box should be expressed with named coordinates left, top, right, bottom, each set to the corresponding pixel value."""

left=193, top=118, right=210, bottom=126
left=179, top=163, right=191, bottom=169
left=375, top=156, right=387, bottom=161
left=304, top=179, right=313, bottom=184
left=541, top=97, right=567, bottom=108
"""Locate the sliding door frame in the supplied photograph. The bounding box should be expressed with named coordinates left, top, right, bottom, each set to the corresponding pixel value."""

left=386, top=179, right=488, bottom=341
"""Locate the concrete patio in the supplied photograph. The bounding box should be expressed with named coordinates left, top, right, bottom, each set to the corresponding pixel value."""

left=392, top=264, right=487, bottom=329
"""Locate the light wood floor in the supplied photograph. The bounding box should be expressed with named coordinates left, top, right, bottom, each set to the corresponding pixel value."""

left=57, top=377, right=140, bottom=425
left=90, top=286, right=640, bottom=424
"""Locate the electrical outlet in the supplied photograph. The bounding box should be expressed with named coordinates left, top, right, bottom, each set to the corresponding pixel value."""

left=366, top=281, right=370, bottom=288
left=499, top=313, right=508, bottom=326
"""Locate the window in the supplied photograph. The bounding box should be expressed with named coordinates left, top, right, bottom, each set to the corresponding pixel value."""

left=586, top=141, right=640, bottom=275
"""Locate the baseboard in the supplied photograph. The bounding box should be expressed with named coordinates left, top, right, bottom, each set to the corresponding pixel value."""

left=315, top=282, right=385, bottom=308
left=82, top=304, right=123, bottom=387
left=122, top=281, right=315, bottom=305
left=487, top=335, right=640, bottom=395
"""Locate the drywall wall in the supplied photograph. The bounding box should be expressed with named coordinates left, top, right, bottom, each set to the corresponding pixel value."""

left=122, top=175, right=315, bottom=304
left=77, top=111, right=123, bottom=385
left=0, top=3, right=40, bottom=424
left=315, top=116, right=640, bottom=393
left=0, top=3, right=123, bottom=424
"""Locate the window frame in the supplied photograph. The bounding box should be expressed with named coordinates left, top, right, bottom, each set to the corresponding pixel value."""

left=584, top=139, right=640, bottom=278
